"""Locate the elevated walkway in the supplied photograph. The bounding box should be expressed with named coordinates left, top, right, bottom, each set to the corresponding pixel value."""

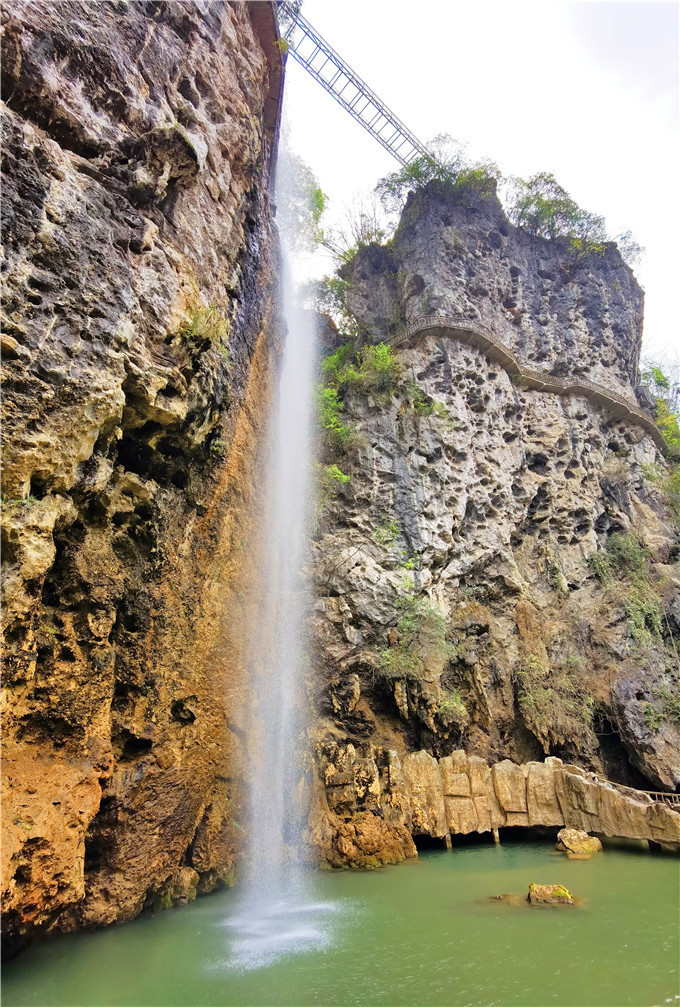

left=279, top=2, right=434, bottom=166
left=603, top=779, right=680, bottom=811
left=389, top=314, right=670, bottom=457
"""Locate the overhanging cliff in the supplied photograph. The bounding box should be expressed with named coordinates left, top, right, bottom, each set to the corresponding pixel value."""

left=1, top=0, right=283, bottom=955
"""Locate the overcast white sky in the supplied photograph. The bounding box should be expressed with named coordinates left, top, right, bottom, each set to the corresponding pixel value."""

left=282, top=1, right=679, bottom=363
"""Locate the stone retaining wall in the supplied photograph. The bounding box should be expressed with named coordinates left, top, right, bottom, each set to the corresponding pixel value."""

left=309, top=745, right=680, bottom=867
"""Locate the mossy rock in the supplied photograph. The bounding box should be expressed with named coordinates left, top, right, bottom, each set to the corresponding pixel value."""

left=527, top=883, right=574, bottom=904
left=556, top=828, right=602, bottom=856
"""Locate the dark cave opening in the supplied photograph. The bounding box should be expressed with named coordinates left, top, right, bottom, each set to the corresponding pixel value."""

left=593, top=709, right=652, bottom=790
left=413, top=834, right=450, bottom=851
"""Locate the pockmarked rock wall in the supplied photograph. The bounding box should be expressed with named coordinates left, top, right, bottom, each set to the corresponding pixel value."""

left=346, top=180, right=645, bottom=400
left=1, top=0, right=283, bottom=955
left=307, top=747, right=680, bottom=866
left=310, top=180, right=680, bottom=846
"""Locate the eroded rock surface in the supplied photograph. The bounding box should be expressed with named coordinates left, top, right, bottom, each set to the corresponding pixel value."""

left=1, top=1, right=283, bottom=954
left=347, top=181, right=644, bottom=398
left=307, top=751, right=680, bottom=864
left=311, top=179, right=680, bottom=832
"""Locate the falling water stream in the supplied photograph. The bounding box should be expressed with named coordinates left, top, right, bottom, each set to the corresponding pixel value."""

left=3, top=100, right=679, bottom=1007
left=224, top=130, right=332, bottom=971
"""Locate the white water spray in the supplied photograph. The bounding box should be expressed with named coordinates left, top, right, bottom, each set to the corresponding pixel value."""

left=226, top=127, right=331, bottom=970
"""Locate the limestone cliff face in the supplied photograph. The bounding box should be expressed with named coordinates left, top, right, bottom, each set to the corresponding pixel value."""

left=347, top=181, right=645, bottom=399
left=305, top=747, right=680, bottom=866
left=1, top=1, right=283, bottom=954
left=310, top=181, right=679, bottom=862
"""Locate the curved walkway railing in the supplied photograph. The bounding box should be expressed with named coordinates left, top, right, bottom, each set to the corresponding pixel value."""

left=602, top=778, right=680, bottom=812
left=389, top=314, right=670, bottom=457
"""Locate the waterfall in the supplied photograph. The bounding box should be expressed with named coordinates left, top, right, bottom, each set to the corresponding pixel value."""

left=226, top=131, right=330, bottom=970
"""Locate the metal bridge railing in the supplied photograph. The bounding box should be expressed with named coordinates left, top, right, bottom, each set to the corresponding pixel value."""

left=279, top=2, right=434, bottom=167
left=603, top=779, right=680, bottom=810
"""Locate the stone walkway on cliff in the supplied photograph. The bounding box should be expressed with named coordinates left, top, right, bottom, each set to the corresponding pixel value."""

left=390, top=315, right=671, bottom=457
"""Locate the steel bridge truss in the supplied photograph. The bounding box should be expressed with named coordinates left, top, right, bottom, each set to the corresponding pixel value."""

left=279, top=2, right=434, bottom=167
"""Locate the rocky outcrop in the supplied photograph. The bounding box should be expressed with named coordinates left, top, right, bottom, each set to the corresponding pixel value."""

left=307, top=749, right=680, bottom=863
left=312, top=178, right=680, bottom=809
left=347, top=180, right=644, bottom=398
left=1, top=1, right=283, bottom=954
left=306, top=743, right=417, bottom=868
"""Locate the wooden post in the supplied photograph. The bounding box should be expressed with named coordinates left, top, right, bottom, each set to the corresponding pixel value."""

left=492, top=828, right=500, bottom=844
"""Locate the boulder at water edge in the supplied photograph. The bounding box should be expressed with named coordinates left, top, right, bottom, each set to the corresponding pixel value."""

left=556, top=828, right=603, bottom=855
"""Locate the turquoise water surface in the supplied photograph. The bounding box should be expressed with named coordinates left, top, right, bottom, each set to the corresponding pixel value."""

left=2, top=839, right=678, bottom=1007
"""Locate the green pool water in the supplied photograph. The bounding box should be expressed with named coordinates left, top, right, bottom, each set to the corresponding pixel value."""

left=2, top=839, right=679, bottom=1007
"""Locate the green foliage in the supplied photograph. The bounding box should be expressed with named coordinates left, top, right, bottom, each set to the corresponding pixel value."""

left=316, top=386, right=354, bottom=451
left=459, top=583, right=488, bottom=602
left=311, top=277, right=357, bottom=338
left=375, top=134, right=499, bottom=214
left=606, top=532, right=647, bottom=575
left=643, top=703, right=666, bottom=731
left=379, top=594, right=456, bottom=682
left=317, top=462, right=350, bottom=502
left=342, top=343, right=402, bottom=395
left=396, top=595, right=456, bottom=658
left=568, top=234, right=607, bottom=264
left=437, top=690, right=467, bottom=724
left=641, top=362, right=680, bottom=455
left=643, top=671, right=680, bottom=731
left=320, top=342, right=355, bottom=386
left=505, top=172, right=643, bottom=268
left=642, top=462, right=680, bottom=521
left=659, top=687, right=680, bottom=725
left=180, top=305, right=230, bottom=358
left=209, top=438, right=226, bottom=456
left=309, top=186, right=326, bottom=228
left=586, top=551, right=612, bottom=586
left=655, top=400, right=680, bottom=452
left=1, top=494, right=38, bottom=511
left=323, top=463, right=349, bottom=485
left=625, top=592, right=662, bottom=647
left=374, top=518, right=400, bottom=546
left=277, top=149, right=327, bottom=249
left=316, top=343, right=400, bottom=463
left=378, top=646, right=423, bottom=681
left=273, top=37, right=289, bottom=54
left=506, top=172, right=606, bottom=246
left=514, top=653, right=594, bottom=752
left=642, top=366, right=671, bottom=393
left=588, top=533, right=667, bottom=649
left=547, top=559, right=568, bottom=595
left=405, top=380, right=448, bottom=418
left=322, top=342, right=401, bottom=398
left=587, top=533, right=647, bottom=586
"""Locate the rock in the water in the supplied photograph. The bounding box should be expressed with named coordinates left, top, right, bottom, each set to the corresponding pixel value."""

left=527, top=883, right=575, bottom=904
left=556, top=828, right=603, bottom=855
